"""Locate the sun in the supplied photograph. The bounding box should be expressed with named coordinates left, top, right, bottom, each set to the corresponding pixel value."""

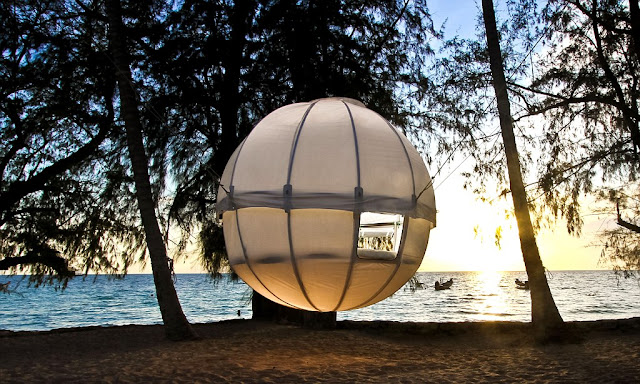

left=420, top=187, right=525, bottom=272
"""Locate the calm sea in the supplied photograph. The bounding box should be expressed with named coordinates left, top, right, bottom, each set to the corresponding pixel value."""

left=1, top=271, right=639, bottom=332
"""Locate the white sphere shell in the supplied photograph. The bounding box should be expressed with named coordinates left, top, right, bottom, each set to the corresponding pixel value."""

left=217, top=98, right=436, bottom=311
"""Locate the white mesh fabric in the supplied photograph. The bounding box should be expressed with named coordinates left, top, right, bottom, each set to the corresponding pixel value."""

left=289, top=102, right=358, bottom=195
left=289, top=209, right=354, bottom=310
left=216, top=98, right=436, bottom=312
left=216, top=98, right=436, bottom=222
left=350, top=106, right=413, bottom=204
left=337, top=261, right=397, bottom=310
left=230, top=102, right=308, bottom=194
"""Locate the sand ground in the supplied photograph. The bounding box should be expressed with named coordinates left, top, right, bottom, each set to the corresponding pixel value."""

left=1, top=319, right=639, bottom=383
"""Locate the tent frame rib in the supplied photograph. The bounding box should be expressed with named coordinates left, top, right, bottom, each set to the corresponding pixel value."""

left=225, top=134, right=303, bottom=309
left=381, top=118, right=417, bottom=199
left=332, top=101, right=362, bottom=312
left=227, top=138, right=247, bottom=203
left=284, top=102, right=319, bottom=311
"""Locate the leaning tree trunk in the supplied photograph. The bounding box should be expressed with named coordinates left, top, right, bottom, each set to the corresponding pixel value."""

left=106, top=0, right=197, bottom=341
left=482, top=0, right=564, bottom=339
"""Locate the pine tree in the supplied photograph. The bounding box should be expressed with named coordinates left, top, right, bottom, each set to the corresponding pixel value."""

left=482, top=0, right=564, bottom=339
left=105, top=0, right=197, bottom=340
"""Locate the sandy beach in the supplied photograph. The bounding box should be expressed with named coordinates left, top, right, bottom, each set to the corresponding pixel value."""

left=1, top=318, right=639, bottom=383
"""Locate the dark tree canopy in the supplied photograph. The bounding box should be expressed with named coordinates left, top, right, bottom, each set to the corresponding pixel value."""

left=142, top=0, right=440, bottom=277
left=419, top=1, right=638, bottom=265
left=507, top=0, right=640, bottom=274
left=0, top=1, right=144, bottom=287
left=1, top=0, right=439, bottom=285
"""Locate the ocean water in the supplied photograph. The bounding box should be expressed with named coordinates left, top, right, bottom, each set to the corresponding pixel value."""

left=1, top=271, right=638, bottom=331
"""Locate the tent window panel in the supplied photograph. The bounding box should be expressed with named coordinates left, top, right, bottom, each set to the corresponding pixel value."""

left=356, top=212, right=403, bottom=260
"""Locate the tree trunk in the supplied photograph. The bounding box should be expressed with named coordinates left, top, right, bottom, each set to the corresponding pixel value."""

left=628, top=0, right=640, bottom=63
left=214, top=1, right=256, bottom=176
left=215, top=2, right=335, bottom=328
left=106, top=0, right=197, bottom=341
left=481, top=0, right=564, bottom=339
left=252, top=291, right=336, bottom=329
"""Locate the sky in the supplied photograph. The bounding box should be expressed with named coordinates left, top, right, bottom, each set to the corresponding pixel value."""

left=419, top=168, right=612, bottom=272
left=418, top=0, right=616, bottom=272
left=416, top=0, right=613, bottom=272
left=138, top=1, right=616, bottom=274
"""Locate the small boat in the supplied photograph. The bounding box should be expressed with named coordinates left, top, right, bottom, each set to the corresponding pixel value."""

left=435, top=278, right=453, bottom=290
left=515, top=278, right=530, bottom=290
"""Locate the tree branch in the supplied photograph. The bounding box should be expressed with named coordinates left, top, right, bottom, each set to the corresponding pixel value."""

left=0, top=250, right=75, bottom=277
left=592, top=0, right=640, bottom=153
left=0, top=103, right=27, bottom=188
left=0, top=122, right=110, bottom=216
left=364, top=0, right=411, bottom=69
left=564, top=0, right=632, bottom=36
left=617, top=200, right=640, bottom=234
left=508, top=81, right=639, bottom=121
left=617, top=217, right=640, bottom=233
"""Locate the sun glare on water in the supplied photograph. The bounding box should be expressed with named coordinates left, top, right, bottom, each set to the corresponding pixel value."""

left=471, top=270, right=511, bottom=320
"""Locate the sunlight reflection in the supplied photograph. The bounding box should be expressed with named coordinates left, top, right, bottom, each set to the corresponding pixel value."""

left=472, top=271, right=510, bottom=320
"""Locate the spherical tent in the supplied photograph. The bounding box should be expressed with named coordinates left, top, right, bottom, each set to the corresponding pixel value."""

left=216, top=97, right=436, bottom=312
